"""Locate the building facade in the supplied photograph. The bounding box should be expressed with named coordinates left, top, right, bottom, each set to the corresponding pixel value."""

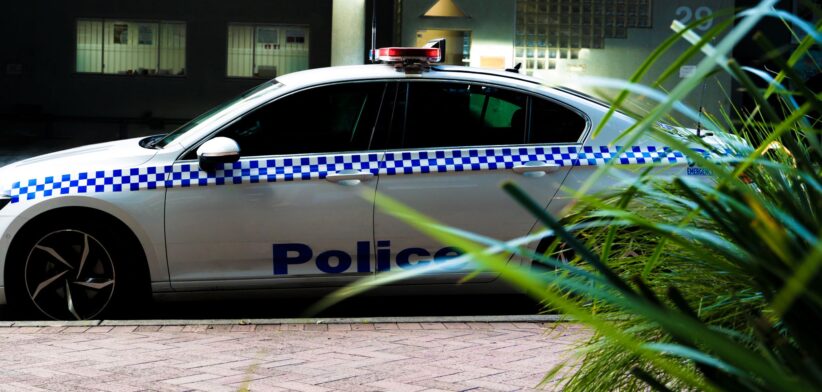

left=0, top=0, right=816, bottom=141
left=1, top=0, right=337, bottom=139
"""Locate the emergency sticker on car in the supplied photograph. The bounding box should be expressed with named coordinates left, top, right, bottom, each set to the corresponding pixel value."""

left=273, top=241, right=463, bottom=275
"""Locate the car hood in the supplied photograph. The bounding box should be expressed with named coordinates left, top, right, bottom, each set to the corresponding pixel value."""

left=0, top=137, right=158, bottom=195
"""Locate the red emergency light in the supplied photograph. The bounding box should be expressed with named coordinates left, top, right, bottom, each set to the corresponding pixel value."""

left=376, top=47, right=441, bottom=63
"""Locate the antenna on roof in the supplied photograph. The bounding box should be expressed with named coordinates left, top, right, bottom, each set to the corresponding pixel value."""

left=369, top=0, right=377, bottom=63
left=505, top=63, right=522, bottom=73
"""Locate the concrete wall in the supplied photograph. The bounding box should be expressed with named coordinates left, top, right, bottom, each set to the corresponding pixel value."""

left=535, top=0, right=734, bottom=126
left=0, top=0, right=332, bottom=138
left=332, top=0, right=365, bottom=65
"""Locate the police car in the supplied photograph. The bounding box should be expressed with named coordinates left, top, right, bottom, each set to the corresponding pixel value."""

left=0, top=45, right=703, bottom=320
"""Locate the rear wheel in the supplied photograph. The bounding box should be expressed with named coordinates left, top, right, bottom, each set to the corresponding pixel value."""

left=532, top=237, right=575, bottom=272
left=8, top=218, right=146, bottom=320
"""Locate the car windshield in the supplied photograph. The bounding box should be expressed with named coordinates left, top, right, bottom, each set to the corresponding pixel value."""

left=150, top=81, right=282, bottom=148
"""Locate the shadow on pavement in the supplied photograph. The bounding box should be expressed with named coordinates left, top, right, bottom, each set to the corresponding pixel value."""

left=0, top=295, right=544, bottom=321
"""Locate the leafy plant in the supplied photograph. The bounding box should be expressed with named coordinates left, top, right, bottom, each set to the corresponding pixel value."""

left=315, top=1, right=821, bottom=390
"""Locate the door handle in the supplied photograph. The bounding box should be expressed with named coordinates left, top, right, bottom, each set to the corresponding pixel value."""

left=326, top=169, right=375, bottom=185
left=512, top=161, right=560, bottom=177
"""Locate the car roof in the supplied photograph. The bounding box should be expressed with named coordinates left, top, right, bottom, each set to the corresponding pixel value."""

left=275, top=63, right=545, bottom=89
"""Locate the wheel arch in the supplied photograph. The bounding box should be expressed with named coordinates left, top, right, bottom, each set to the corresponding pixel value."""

left=2, top=203, right=156, bottom=295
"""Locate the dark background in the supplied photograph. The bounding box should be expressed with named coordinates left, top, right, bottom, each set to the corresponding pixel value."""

left=0, top=0, right=396, bottom=148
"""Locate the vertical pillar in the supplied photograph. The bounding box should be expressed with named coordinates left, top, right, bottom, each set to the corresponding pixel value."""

left=331, top=0, right=366, bottom=66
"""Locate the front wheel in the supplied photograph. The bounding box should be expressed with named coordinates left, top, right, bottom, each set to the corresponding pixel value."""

left=8, top=219, right=145, bottom=320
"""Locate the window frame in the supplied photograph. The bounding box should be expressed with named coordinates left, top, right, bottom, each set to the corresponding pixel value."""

left=177, top=80, right=393, bottom=162
left=389, top=80, right=591, bottom=152
left=74, top=17, right=188, bottom=78
left=526, top=92, right=592, bottom=145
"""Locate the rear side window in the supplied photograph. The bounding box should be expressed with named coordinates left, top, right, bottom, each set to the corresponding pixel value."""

left=397, top=82, right=527, bottom=149
left=207, top=82, right=386, bottom=157
left=529, top=98, right=587, bottom=144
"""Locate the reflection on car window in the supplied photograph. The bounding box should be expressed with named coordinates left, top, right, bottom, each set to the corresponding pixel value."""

left=206, top=82, right=386, bottom=158
left=156, top=81, right=280, bottom=148
left=398, top=82, right=527, bottom=149
left=529, top=98, right=586, bottom=144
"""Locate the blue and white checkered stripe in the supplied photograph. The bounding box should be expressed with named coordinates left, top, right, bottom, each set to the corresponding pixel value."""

left=7, top=167, right=169, bottom=203
left=5, top=146, right=686, bottom=204
left=165, top=153, right=383, bottom=188
left=380, top=145, right=685, bottom=175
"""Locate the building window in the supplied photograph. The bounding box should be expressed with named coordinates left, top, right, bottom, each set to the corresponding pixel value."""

left=514, top=0, right=652, bottom=75
left=76, top=19, right=186, bottom=76
left=227, top=24, right=310, bottom=78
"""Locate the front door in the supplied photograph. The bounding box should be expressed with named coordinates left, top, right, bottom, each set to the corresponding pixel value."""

left=164, top=82, right=388, bottom=290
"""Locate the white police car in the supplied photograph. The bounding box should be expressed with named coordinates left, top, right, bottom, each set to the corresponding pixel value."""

left=0, top=45, right=700, bottom=320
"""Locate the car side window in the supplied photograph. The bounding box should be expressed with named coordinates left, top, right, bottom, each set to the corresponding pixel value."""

left=190, top=82, right=386, bottom=159
left=396, top=82, right=527, bottom=149
left=529, top=97, right=587, bottom=144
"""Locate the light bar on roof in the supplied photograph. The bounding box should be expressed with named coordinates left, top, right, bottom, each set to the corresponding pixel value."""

left=376, top=47, right=441, bottom=63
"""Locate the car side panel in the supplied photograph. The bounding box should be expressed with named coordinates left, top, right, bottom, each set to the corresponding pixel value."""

left=0, top=192, right=169, bottom=291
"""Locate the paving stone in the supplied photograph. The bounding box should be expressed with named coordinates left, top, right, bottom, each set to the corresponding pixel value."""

left=367, top=380, right=428, bottom=391
left=206, top=325, right=233, bottom=332
left=61, top=326, right=90, bottom=333
left=0, top=322, right=586, bottom=390
left=15, top=327, right=42, bottom=334
left=254, top=324, right=282, bottom=332
left=350, top=323, right=376, bottom=331
left=181, top=325, right=209, bottom=333
left=229, top=325, right=256, bottom=332
left=85, top=326, right=115, bottom=333
left=37, top=327, right=67, bottom=334
left=109, top=326, right=138, bottom=333
left=133, top=325, right=161, bottom=333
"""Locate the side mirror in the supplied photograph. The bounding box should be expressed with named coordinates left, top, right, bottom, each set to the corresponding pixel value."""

left=197, top=137, right=240, bottom=171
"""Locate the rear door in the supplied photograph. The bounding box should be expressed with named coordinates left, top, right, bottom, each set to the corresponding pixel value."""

left=372, top=81, right=588, bottom=283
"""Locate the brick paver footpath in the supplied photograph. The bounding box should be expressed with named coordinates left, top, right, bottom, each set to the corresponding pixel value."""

left=0, top=322, right=588, bottom=392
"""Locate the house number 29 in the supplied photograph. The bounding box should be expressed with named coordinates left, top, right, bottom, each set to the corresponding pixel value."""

left=676, top=6, right=714, bottom=31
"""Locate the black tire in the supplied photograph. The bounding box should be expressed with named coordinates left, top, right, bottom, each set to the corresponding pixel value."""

left=531, top=236, right=575, bottom=273
left=6, top=216, right=147, bottom=320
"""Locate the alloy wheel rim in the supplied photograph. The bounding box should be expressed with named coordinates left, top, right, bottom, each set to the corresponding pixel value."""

left=24, top=230, right=116, bottom=320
